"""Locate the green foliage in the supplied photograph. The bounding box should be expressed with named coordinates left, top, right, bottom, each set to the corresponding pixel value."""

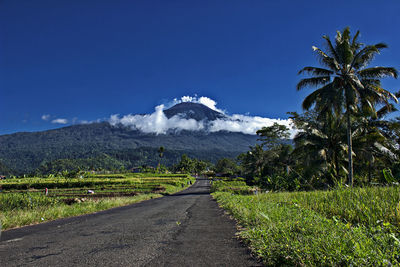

left=0, top=160, right=12, bottom=175
left=256, top=122, right=290, bottom=149
left=238, top=123, right=294, bottom=187
left=0, top=193, right=59, bottom=211
left=170, top=154, right=211, bottom=174
left=383, top=169, right=397, bottom=184
left=210, top=178, right=254, bottom=194
left=214, top=158, right=239, bottom=176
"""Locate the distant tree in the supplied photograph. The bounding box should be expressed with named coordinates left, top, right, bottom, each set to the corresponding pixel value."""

left=158, top=146, right=165, bottom=158
left=157, top=146, right=165, bottom=173
left=214, top=158, right=239, bottom=176
left=194, top=159, right=210, bottom=174
left=174, top=154, right=195, bottom=174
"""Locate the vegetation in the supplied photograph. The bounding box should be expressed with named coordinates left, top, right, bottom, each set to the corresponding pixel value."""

left=170, top=154, right=212, bottom=174
left=211, top=179, right=400, bottom=266
left=297, top=27, right=398, bottom=186
left=235, top=27, right=400, bottom=191
left=0, top=173, right=194, bottom=230
left=0, top=122, right=257, bottom=175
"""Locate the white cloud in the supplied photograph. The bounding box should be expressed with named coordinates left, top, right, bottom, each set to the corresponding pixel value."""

left=209, top=114, right=296, bottom=137
left=110, top=96, right=296, bottom=136
left=51, top=118, right=68, bottom=124
left=110, top=104, right=204, bottom=134
left=41, top=114, right=51, bottom=121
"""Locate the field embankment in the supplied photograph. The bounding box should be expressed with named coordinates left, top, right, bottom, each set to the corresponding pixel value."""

left=211, top=179, right=400, bottom=266
left=0, top=173, right=194, bottom=230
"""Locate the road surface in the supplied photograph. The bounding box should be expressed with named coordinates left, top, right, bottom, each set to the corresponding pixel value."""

left=0, top=177, right=262, bottom=266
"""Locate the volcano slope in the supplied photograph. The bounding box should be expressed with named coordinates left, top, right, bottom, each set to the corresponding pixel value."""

left=0, top=177, right=262, bottom=266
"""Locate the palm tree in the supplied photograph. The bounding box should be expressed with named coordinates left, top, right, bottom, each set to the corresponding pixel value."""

left=290, top=111, right=347, bottom=186
left=297, top=27, right=398, bottom=186
left=352, top=105, right=398, bottom=183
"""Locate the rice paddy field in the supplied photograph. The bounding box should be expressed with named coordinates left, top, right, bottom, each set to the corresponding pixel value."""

left=0, top=173, right=194, bottom=230
left=211, top=179, right=400, bottom=266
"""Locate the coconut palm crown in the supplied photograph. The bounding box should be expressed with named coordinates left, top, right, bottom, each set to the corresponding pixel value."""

left=297, top=27, right=398, bottom=186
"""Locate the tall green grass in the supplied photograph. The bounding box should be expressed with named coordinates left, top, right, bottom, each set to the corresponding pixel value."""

left=212, top=183, right=400, bottom=266
left=0, top=193, right=59, bottom=211
left=255, top=187, right=400, bottom=228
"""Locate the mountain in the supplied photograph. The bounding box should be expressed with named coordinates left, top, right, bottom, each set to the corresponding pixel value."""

left=163, top=102, right=226, bottom=121
left=0, top=103, right=259, bottom=175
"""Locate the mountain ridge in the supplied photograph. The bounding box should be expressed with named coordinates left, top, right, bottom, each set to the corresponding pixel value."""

left=0, top=103, right=259, bottom=174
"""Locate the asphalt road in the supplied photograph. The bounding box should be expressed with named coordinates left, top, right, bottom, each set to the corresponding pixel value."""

left=0, top=177, right=262, bottom=266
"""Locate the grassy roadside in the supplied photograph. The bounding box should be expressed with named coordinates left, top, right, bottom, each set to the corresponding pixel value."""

left=211, top=179, right=400, bottom=266
left=0, top=175, right=194, bottom=231
left=1, top=194, right=161, bottom=230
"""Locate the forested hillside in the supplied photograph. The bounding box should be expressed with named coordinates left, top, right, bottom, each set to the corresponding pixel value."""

left=0, top=122, right=258, bottom=174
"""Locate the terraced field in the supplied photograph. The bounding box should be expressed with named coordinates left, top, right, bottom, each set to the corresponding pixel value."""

left=0, top=173, right=194, bottom=230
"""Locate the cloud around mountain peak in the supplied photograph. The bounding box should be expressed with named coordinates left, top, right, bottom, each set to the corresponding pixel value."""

left=109, top=96, right=294, bottom=136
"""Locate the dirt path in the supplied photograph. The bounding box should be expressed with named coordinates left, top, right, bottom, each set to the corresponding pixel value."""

left=0, top=177, right=262, bottom=266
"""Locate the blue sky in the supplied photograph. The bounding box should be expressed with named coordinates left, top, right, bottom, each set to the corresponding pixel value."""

left=1, top=0, right=400, bottom=135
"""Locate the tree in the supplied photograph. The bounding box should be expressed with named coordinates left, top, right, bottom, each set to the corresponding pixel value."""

left=256, top=122, right=290, bottom=149
left=173, top=154, right=195, bottom=174
left=297, top=27, right=398, bottom=186
left=290, top=111, right=347, bottom=186
left=351, top=105, right=398, bottom=183
left=193, top=159, right=210, bottom=174
left=214, top=158, right=239, bottom=176
left=157, top=146, right=165, bottom=173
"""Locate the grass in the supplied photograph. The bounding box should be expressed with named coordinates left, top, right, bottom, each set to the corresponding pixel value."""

left=0, top=173, right=194, bottom=230
left=211, top=180, right=400, bottom=266
left=1, top=194, right=160, bottom=230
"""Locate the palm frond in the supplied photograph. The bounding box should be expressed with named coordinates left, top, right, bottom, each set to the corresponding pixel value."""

left=361, top=78, right=381, bottom=86
left=351, top=45, right=380, bottom=69
left=351, top=76, right=365, bottom=90
left=374, top=43, right=388, bottom=50
left=351, top=30, right=362, bottom=51
left=358, top=67, right=398, bottom=79
left=335, top=27, right=353, bottom=65
left=296, top=76, right=331, bottom=91
left=322, top=35, right=340, bottom=61
left=298, top=66, right=334, bottom=76
left=342, top=27, right=351, bottom=41
left=361, top=98, right=377, bottom=118
left=301, top=85, right=334, bottom=110
left=311, top=46, right=340, bottom=71
left=376, top=103, right=397, bottom=119
left=370, top=85, right=398, bottom=103
left=335, top=30, right=343, bottom=46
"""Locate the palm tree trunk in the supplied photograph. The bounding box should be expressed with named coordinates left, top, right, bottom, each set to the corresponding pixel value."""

left=368, top=160, right=372, bottom=184
left=346, top=111, right=354, bottom=186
